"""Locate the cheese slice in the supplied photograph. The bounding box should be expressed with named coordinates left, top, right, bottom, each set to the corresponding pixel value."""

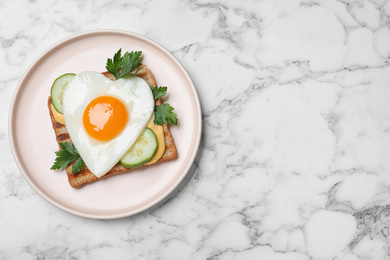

left=51, top=103, right=65, bottom=125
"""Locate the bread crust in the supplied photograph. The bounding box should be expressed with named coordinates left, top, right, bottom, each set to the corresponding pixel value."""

left=48, top=64, right=178, bottom=188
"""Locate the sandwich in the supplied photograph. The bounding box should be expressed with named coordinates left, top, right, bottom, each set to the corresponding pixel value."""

left=48, top=49, right=178, bottom=188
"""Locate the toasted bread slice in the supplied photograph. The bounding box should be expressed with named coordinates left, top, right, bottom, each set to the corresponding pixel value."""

left=48, top=64, right=178, bottom=188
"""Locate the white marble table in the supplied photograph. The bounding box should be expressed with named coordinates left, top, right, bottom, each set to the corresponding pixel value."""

left=1, top=0, right=390, bottom=259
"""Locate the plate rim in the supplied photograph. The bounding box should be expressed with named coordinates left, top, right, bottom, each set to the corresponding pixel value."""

left=8, top=29, right=202, bottom=219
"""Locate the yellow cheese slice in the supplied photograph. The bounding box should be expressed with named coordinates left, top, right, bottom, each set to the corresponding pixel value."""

left=51, top=103, right=65, bottom=125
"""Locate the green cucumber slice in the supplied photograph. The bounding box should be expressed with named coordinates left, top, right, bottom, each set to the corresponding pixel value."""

left=50, top=73, right=75, bottom=114
left=120, top=128, right=158, bottom=168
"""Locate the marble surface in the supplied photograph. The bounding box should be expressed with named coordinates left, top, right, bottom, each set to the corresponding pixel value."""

left=1, top=0, right=390, bottom=259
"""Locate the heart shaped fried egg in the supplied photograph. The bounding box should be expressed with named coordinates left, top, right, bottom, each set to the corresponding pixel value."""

left=63, top=71, right=154, bottom=178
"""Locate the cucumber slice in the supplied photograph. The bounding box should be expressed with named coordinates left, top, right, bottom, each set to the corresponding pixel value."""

left=120, top=128, right=158, bottom=168
left=50, top=73, right=75, bottom=114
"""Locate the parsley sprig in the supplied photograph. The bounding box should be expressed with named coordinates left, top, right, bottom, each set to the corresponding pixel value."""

left=150, top=86, right=167, bottom=100
left=155, top=103, right=178, bottom=125
left=150, top=86, right=178, bottom=126
left=106, top=49, right=142, bottom=80
left=51, top=142, right=84, bottom=174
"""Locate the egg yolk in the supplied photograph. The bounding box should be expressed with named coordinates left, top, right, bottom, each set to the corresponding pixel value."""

left=83, top=96, right=128, bottom=141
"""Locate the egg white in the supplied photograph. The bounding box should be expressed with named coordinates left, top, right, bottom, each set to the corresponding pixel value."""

left=63, top=71, right=155, bottom=178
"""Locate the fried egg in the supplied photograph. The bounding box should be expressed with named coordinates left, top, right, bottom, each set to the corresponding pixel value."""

left=63, top=71, right=154, bottom=178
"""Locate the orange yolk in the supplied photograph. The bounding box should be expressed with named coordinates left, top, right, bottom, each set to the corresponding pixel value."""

left=83, top=96, right=128, bottom=141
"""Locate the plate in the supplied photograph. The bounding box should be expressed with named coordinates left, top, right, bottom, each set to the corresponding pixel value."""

left=9, top=30, right=202, bottom=219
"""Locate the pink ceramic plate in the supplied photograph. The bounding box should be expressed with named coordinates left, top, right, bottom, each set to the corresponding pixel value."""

left=9, top=30, right=201, bottom=219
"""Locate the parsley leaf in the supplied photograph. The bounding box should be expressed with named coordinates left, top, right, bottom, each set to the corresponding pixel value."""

left=51, top=149, right=74, bottom=170
left=105, top=49, right=122, bottom=78
left=72, top=157, right=84, bottom=174
left=60, top=142, right=79, bottom=157
left=118, top=51, right=143, bottom=78
left=106, top=49, right=143, bottom=80
left=150, top=86, right=167, bottom=101
left=51, top=142, right=84, bottom=174
left=154, top=104, right=178, bottom=126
